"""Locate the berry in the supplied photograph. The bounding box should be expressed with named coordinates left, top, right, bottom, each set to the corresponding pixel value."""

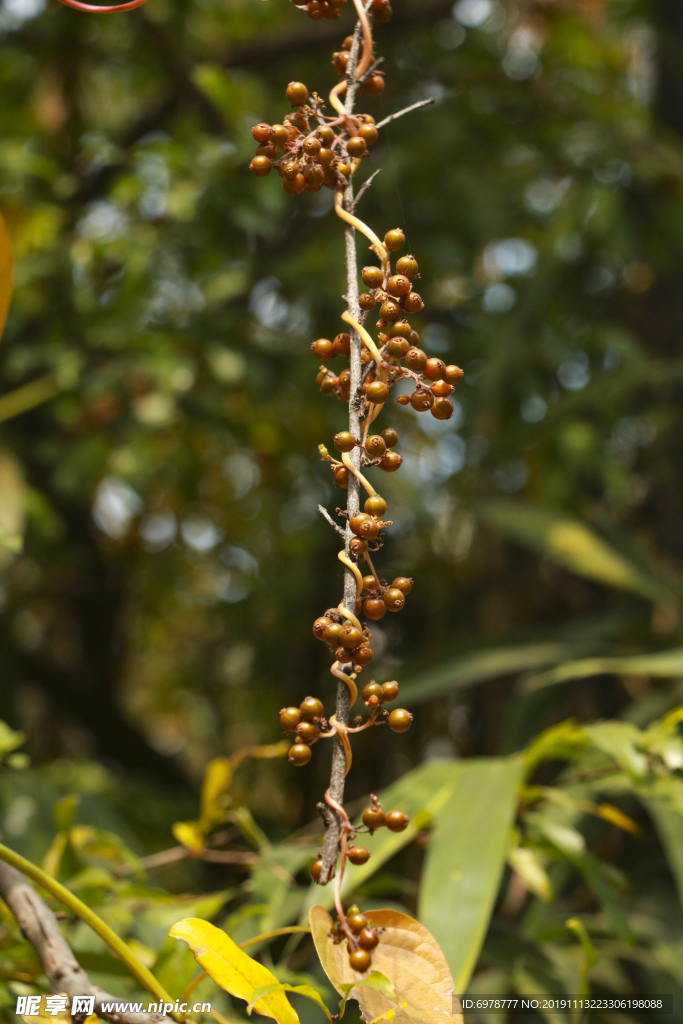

left=387, top=274, right=411, bottom=297
left=364, top=597, right=386, bottom=620
left=347, top=136, right=367, bottom=158
left=346, top=905, right=360, bottom=917
left=362, top=806, right=385, bottom=830
left=283, top=172, right=306, bottom=196
left=252, top=123, right=272, bottom=143
left=250, top=155, right=273, bottom=177
left=359, top=927, right=380, bottom=950
left=365, top=435, right=387, bottom=458
left=386, top=338, right=409, bottom=358
left=432, top=397, right=454, bottom=420
left=338, top=160, right=352, bottom=177
left=340, top=624, right=363, bottom=649
left=379, top=452, right=402, bottom=472
left=388, top=708, right=413, bottom=733
left=319, top=374, right=339, bottom=394
left=364, top=72, right=385, bottom=96
left=362, top=266, right=383, bottom=288
left=392, top=577, right=413, bottom=595
left=402, top=291, right=424, bottom=313
left=349, top=949, right=372, bottom=973
left=289, top=743, right=312, bottom=766
left=319, top=125, right=335, bottom=145
left=396, top=255, right=419, bottom=278
left=362, top=681, right=382, bottom=701
left=303, top=136, right=321, bottom=156
left=424, top=358, right=446, bottom=381
left=311, top=338, right=333, bottom=361
left=336, top=646, right=355, bottom=663
left=384, top=228, right=405, bottom=251
left=304, top=165, right=324, bottom=192
left=334, top=431, right=357, bottom=452
left=350, top=513, right=380, bottom=540
left=366, top=381, right=390, bottom=404
left=355, top=645, right=374, bottom=665
left=279, top=707, right=302, bottom=733
left=380, top=680, right=399, bottom=702
left=381, top=427, right=399, bottom=447
left=385, top=810, right=409, bottom=832
left=286, top=81, right=309, bottom=105
left=333, top=332, right=351, bottom=357
left=349, top=537, right=367, bottom=556
left=379, top=299, right=402, bottom=322
left=384, top=587, right=406, bottom=612
left=324, top=621, right=343, bottom=645
left=389, top=320, right=412, bottom=338
left=270, top=124, right=289, bottom=147
left=364, top=494, right=387, bottom=516
left=405, top=347, right=427, bottom=372
left=431, top=379, right=454, bottom=397
left=410, top=389, right=434, bottom=412
left=313, top=616, right=333, bottom=639
left=348, top=913, right=368, bottom=933
left=395, top=394, right=411, bottom=406
left=318, top=147, right=334, bottom=167
left=361, top=575, right=378, bottom=594
left=334, top=466, right=349, bottom=488
left=358, top=123, right=378, bottom=145
left=311, top=858, right=323, bottom=883
left=444, top=364, right=464, bottom=385
left=359, top=292, right=376, bottom=311
left=300, top=696, right=324, bottom=721
left=348, top=845, right=370, bottom=865
left=297, top=720, right=319, bottom=743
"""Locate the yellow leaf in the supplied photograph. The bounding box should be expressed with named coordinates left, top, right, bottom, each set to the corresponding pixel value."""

left=199, top=757, right=233, bottom=830
left=0, top=210, right=12, bottom=342
left=169, top=917, right=300, bottom=1024
left=172, top=820, right=205, bottom=854
left=309, top=906, right=462, bottom=1024
left=0, top=448, right=26, bottom=564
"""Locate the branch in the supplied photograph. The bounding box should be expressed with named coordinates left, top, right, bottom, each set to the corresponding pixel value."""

left=375, top=96, right=436, bottom=130
left=318, top=504, right=346, bottom=538
left=0, top=859, right=173, bottom=1024
left=352, top=169, right=382, bottom=212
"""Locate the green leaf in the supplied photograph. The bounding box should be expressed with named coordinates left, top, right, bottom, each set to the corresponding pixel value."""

left=479, top=501, right=675, bottom=606
left=0, top=209, right=12, bottom=341
left=169, top=917, right=300, bottom=1024
left=0, top=720, right=25, bottom=757
left=0, top=448, right=26, bottom=563
left=418, top=757, right=525, bottom=992
left=524, top=648, right=683, bottom=692
left=338, top=970, right=396, bottom=997
left=507, top=845, right=553, bottom=902
left=399, top=642, right=576, bottom=706
left=584, top=721, right=648, bottom=780
left=644, top=798, right=683, bottom=912
left=247, top=983, right=331, bottom=1020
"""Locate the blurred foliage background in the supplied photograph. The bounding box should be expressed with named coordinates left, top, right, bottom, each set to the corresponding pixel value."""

left=4, top=0, right=683, bottom=1020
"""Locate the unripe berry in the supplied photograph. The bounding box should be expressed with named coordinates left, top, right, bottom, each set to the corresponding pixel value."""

left=300, top=696, right=324, bottom=721
left=333, top=332, right=351, bottom=357
left=319, top=374, right=339, bottom=394
left=334, top=431, right=357, bottom=452
left=386, top=338, right=409, bottom=358
left=359, top=292, right=376, bottom=311
left=348, top=845, right=371, bottom=865
left=361, top=575, right=378, bottom=594
left=388, top=709, right=413, bottom=733
left=384, top=228, right=405, bottom=251
left=336, top=646, right=355, bottom=663
left=279, top=707, right=301, bottom=733
left=364, top=597, right=386, bottom=620
left=385, top=809, right=409, bottom=832
left=289, top=742, right=312, bottom=766
left=432, top=379, right=454, bottom=397
left=269, top=124, right=289, bottom=147
left=432, top=397, right=454, bottom=420
left=303, top=135, right=322, bottom=156
left=364, top=494, right=387, bottom=516
left=318, top=125, right=335, bottom=145
left=388, top=320, right=412, bottom=338
left=363, top=681, right=382, bottom=702
left=362, top=266, right=384, bottom=288
left=286, top=81, right=309, bottom=106
left=379, top=451, right=402, bottom=472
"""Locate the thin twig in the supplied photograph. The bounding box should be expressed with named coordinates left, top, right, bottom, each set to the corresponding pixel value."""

left=352, top=169, right=382, bottom=212
left=318, top=504, right=346, bottom=538
left=376, top=96, right=436, bottom=130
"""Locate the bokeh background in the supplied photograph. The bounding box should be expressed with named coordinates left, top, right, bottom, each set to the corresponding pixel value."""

left=3, top=0, right=683, bottom=1020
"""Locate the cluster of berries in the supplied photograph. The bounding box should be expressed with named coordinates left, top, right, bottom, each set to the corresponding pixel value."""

left=249, top=76, right=381, bottom=195
left=279, top=697, right=325, bottom=765
left=290, top=0, right=392, bottom=25
left=331, top=35, right=385, bottom=95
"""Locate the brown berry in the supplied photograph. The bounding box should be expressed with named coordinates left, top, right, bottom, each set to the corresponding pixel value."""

left=402, top=291, right=424, bottom=313
left=347, top=136, right=367, bottom=158
left=252, top=123, right=272, bottom=143
left=289, top=743, right=312, bottom=766
left=349, top=948, right=372, bottom=973
left=362, top=806, right=386, bottom=830
left=362, top=681, right=382, bottom=701
left=311, top=338, right=333, bottom=361
left=303, top=136, right=321, bottom=156
left=297, top=721, right=319, bottom=743
left=362, top=266, right=384, bottom=288
left=384, top=228, right=405, bottom=251
left=348, top=913, right=368, bottom=934
left=313, top=616, right=333, bottom=639
left=366, top=381, right=391, bottom=404
left=381, top=427, right=399, bottom=447
left=349, top=536, right=367, bottom=556
left=359, top=292, right=376, bottom=311
left=358, top=124, right=378, bottom=145
left=355, top=645, right=374, bottom=665
left=387, top=274, right=411, bottom=297
left=318, top=125, right=335, bottom=145
left=379, top=452, right=402, bottom=472
left=432, top=398, right=454, bottom=420
left=310, top=858, right=323, bottom=883
left=424, top=358, right=446, bottom=381
left=385, top=810, right=409, bottom=832
left=340, top=624, right=363, bottom=649
left=379, top=299, right=402, bottom=322
left=334, top=466, right=349, bottom=488
left=392, top=577, right=413, bottom=595
left=333, top=332, right=351, bottom=357
left=380, top=680, right=400, bottom=702
left=324, top=621, right=343, bottom=645
left=384, top=587, right=406, bottom=612
left=334, top=431, right=357, bottom=452
left=361, top=575, right=378, bottom=594
left=250, top=155, right=272, bottom=177
left=286, top=81, right=309, bottom=106
left=444, top=364, right=464, bottom=385
left=410, top=389, right=434, bottom=412
left=300, top=696, right=324, bottom=721
left=348, top=846, right=370, bottom=866
left=359, top=927, right=380, bottom=950
left=364, top=494, right=387, bottom=516
left=396, top=255, right=419, bottom=278
left=279, top=707, right=302, bottom=733
left=319, top=374, right=339, bottom=395
left=364, top=597, right=386, bottom=620
left=364, top=73, right=385, bottom=97
left=365, top=435, right=387, bottom=458
left=431, top=379, right=454, bottom=397
left=389, top=320, right=412, bottom=338
left=386, top=338, right=409, bottom=358
left=269, top=124, right=288, bottom=147
left=406, top=347, right=427, bottom=372
left=335, top=646, right=355, bottom=663
left=388, top=708, right=413, bottom=733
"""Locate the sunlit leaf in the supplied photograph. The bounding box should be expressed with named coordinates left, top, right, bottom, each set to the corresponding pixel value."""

left=584, top=721, right=648, bottom=780
left=524, top=648, right=683, bottom=691
left=172, top=821, right=205, bottom=854
left=507, top=845, right=553, bottom=902
left=419, top=758, right=524, bottom=993
left=309, top=905, right=462, bottom=1024
left=169, top=917, right=300, bottom=1024
left=247, top=983, right=331, bottom=1020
